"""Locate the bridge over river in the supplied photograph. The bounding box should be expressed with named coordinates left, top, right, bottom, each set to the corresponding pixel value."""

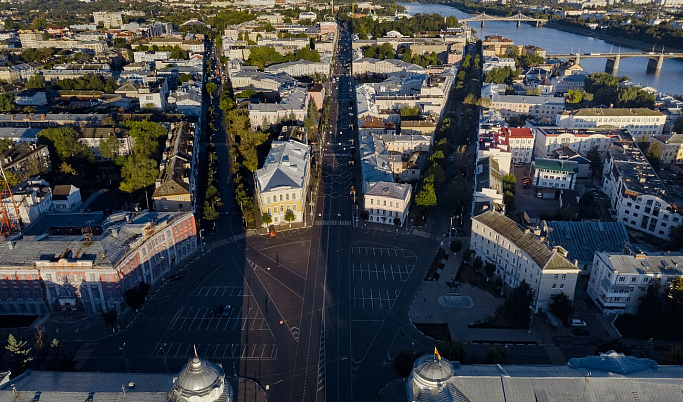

left=460, top=12, right=546, bottom=27
left=545, top=51, right=683, bottom=74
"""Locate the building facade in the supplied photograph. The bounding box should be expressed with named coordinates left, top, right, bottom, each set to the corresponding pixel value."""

left=556, top=108, right=666, bottom=139
left=533, top=127, right=622, bottom=158
left=531, top=158, right=579, bottom=190
left=470, top=210, right=580, bottom=312
left=255, top=140, right=311, bottom=225
left=649, top=133, right=683, bottom=165
left=364, top=181, right=412, bottom=226
left=587, top=251, right=683, bottom=314
left=602, top=140, right=683, bottom=241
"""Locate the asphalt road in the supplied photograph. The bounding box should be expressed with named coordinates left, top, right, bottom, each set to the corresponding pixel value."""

left=76, top=22, right=448, bottom=402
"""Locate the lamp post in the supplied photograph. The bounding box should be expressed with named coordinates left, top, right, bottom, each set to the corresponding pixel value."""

left=199, top=229, right=205, bottom=254
left=119, top=342, right=129, bottom=373
left=160, top=343, right=169, bottom=373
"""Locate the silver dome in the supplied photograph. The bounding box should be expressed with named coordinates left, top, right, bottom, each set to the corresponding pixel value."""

left=170, top=357, right=226, bottom=401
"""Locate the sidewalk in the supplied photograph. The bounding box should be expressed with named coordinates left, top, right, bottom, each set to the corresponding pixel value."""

left=409, top=237, right=555, bottom=347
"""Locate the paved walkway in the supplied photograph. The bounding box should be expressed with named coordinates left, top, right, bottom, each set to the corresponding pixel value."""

left=409, top=237, right=556, bottom=348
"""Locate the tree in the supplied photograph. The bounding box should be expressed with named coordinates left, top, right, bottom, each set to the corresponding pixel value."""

left=485, top=345, right=508, bottom=364
left=125, top=120, right=167, bottom=158
left=0, top=93, right=14, bottom=112
left=59, top=162, right=77, bottom=176
left=586, top=145, right=603, bottom=177
left=26, top=73, right=46, bottom=90
left=101, top=309, right=118, bottom=330
left=360, top=210, right=369, bottom=220
left=304, top=98, right=319, bottom=130
left=666, top=276, right=683, bottom=316
left=98, top=135, right=120, bottom=160
left=505, top=280, right=534, bottom=326
left=673, top=116, right=683, bottom=133
left=450, top=239, right=463, bottom=253
left=0, top=138, right=13, bottom=153
left=206, top=82, right=217, bottom=97
left=261, top=213, right=272, bottom=226
left=436, top=340, right=466, bottom=362
left=662, top=345, right=683, bottom=365
left=169, top=45, right=188, bottom=59
left=38, top=127, right=93, bottom=162
left=550, top=292, right=574, bottom=323
left=646, top=143, right=662, bottom=171
left=400, top=105, right=419, bottom=117
left=45, top=338, right=76, bottom=371
left=6, top=334, right=32, bottom=377
left=284, top=210, right=296, bottom=227
left=203, top=201, right=219, bottom=221
left=393, top=217, right=401, bottom=226
left=119, top=155, right=158, bottom=193
left=502, top=174, right=516, bottom=194
left=415, top=182, right=437, bottom=209
left=393, top=350, right=416, bottom=378
left=472, top=256, right=483, bottom=272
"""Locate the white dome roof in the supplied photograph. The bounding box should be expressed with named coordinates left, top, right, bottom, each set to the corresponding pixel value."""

left=171, top=357, right=226, bottom=402
left=413, top=357, right=454, bottom=383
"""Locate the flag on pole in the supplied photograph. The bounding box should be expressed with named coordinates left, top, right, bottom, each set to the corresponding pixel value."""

left=194, top=344, right=198, bottom=358
left=434, top=347, right=441, bottom=361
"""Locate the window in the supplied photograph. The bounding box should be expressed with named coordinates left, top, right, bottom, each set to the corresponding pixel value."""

left=286, top=194, right=290, bottom=201
left=559, top=284, right=564, bottom=289
left=554, top=274, right=558, bottom=279
left=280, top=195, right=283, bottom=201
left=293, top=204, right=296, bottom=212
left=631, top=277, right=636, bottom=282
left=292, top=194, right=296, bottom=200
left=561, top=274, right=566, bottom=280
left=552, top=284, right=556, bottom=289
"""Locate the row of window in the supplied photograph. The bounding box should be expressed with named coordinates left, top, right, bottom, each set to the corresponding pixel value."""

left=369, top=198, right=402, bottom=208
left=265, top=193, right=297, bottom=203
left=266, top=204, right=297, bottom=214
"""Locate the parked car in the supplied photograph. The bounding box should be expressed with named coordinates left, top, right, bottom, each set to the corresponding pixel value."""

left=269, top=225, right=276, bottom=238
left=168, top=273, right=184, bottom=282
left=571, top=319, right=587, bottom=327
left=221, top=304, right=233, bottom=318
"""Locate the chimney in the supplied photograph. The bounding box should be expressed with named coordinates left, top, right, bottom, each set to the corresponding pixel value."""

left=110, top=228, right=118, bottom=238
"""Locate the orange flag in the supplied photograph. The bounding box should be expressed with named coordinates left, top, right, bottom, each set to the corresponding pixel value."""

left=434, top=347, right=441, bottom=361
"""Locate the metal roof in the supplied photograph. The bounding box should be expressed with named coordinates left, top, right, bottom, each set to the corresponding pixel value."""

left=255, top=140, right=310, bottom=193
left=546, top=221, right=629, bottom=264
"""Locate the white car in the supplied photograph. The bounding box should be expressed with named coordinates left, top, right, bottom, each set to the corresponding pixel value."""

left=571, top=319, right=587, bottom=327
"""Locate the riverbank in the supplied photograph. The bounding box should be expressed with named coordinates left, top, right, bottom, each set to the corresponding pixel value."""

left=545, top=21, right=683, bottom=54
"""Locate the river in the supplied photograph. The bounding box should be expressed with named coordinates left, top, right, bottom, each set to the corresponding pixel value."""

left=398, top=2, right=683, bottom=95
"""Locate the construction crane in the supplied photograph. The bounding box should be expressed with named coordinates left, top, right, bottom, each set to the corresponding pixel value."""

left=0, top=164, right=21, bottom=236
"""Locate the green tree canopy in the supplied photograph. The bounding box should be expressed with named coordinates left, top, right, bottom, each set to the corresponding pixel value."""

left=550, top=292, right=574, bottom=323
left=415, top=182, right=437, bottom=209
left=400, top=105, right=419, bottom=117
left=98, top=134, right=120, bottom=160
left=38, top=127, right=93, bottom=163
left=119, top=154, right=158, bottom=193
left=125, top=120, right=167, bottom=158
left=505, top=280, right=534, bottom=326
left=0, top=93, right=14, bottom=112
left=26, top=74, right=46, bottom=90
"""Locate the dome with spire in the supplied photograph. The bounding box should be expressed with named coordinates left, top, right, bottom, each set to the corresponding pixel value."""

left=169, top=356, right=231, bottom=402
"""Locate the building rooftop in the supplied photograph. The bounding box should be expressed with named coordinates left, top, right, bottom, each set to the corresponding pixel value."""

left=597, top=251, right=683, bottom=275
left=153, top=121, right=194, bottom=199
left=533, top=157, right=579, bottom=174
left=0, top=211, right=192, bottom=269
left=473, top=210, right=578, bottom=270
left=255, top=139, right=310, bottom=193
left=562, top=108, right=664, bottom=117
left=652, top=133, right=683, bottom=144
left=502, top=127, right=532, bottom=138
left=545, top=221, right=629, bottom=264
left=365, top=181, right=410, bottom=200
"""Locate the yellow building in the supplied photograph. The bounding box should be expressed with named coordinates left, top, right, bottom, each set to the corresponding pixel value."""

left=650, top=133, right=683, bottom=165
left=255, top=139, right=311, bottom=225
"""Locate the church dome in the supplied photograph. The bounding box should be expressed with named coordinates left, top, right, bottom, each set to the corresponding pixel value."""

left=170, top=357, right=227, bottom=402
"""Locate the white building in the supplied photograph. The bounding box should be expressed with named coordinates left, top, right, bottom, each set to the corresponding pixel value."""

left=255, top=140, right=311, bottom=225
left=482, top=57, right=516, bottom=73
left=248, top=88, right=308, bottom=129
left=264, top=60, right=329, bottom=78
left=298, top=11, right=317, bottom=21
left=481, top=83, right=565, bottom=120
left=364, top=181, right=412, bottom=226
left=587, top=251, right=683, bottom=314
left=531, top=158, right=579, bottom=190
left=352, top=58, right=425, bottom=76
left=52, top=185, right=82, bottom=212
left=138, top=78, right=169, bottom=111
left=92, top=11, right=123, bottom=29
left=471, top=210, right=580, bottom=312
left=602, top=140, right=683, bottom=240
left=532, top=127, right=622, bottom=158
left=556, top=108, right=666, bottom=139
left=504, top=127, right=535, bottom=164
left=14, top=90, right=47, bottom=106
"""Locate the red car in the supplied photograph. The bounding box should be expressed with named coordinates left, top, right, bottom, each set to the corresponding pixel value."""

left=269, top=225, right=276, bottom=238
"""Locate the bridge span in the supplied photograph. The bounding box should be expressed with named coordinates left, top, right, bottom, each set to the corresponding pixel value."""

left=460, top=12, right=546, bottom=27
left=545, top=51, right=683, bottom=74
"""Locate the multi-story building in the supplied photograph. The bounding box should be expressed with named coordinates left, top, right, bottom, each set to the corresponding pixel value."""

left=481, top=84, right=565, bottom=120
left=504, top=127, right=534, bottom=164
left=587, top=250, right=683, bottom=314
left=18, top=31, right=43, bottom=48
left=79, top=127, right=133, bottom=161
left=0, top=142, right=50, bottom=179
left=602, top=140, right=683, bottom=240
left=532, top=126, right=623, bottom=157
left=471, top=210, right=580, bottom=311
left=248, top=88, right=308, bottom=129
left=556, top=108, right=666, bottom=139
left=264, top=60, right=330, bottom=78
left=551, top=73, right=587, bottom=94
left=2, top=179, right=53, bottom=226
left=649, top=133, right=683, bottom=165
left=93, top=11, right=123, bottom=28
left=153, top=121, right=197, bottom=213
left=0, top=211, right=197, bottom=316
left=531, top=158, right=579, bottom=190
left=255, top=139, right=311, bottom=225
left=138, top=78, right=169, bottom=110
left=352, top=58, right=425, bottom=76
left=364, top=182, right=412, bottom=226
left=256, top=37, right=309, bottom=55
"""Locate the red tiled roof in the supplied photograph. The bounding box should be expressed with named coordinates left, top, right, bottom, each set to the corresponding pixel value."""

left=503, top=127, right=533, bottom=138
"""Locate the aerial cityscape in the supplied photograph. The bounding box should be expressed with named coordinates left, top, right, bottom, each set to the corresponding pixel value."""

left=0, top=0, right=680, bottom=400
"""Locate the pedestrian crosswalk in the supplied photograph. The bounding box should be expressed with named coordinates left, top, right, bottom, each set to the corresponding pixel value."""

left=151, top=342, right=278, bottom=360
left=314, top=220, right=353, bottom=226
left=210, top=232, right=246, bottom=248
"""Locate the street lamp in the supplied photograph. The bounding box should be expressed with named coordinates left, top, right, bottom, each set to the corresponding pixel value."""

left=160, top=343, right=169, bottom=373
left=199, top=229, right=205, bottom=254
left=119, top=342, right=129, bottom=373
